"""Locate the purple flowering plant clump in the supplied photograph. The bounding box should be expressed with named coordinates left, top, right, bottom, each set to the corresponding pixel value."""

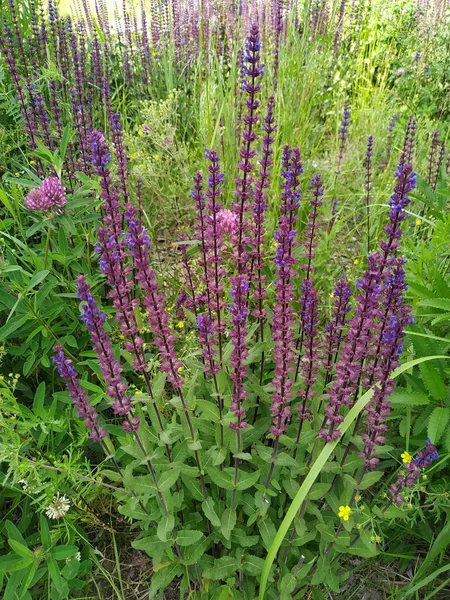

left=39, top=21, right=443, bottom=600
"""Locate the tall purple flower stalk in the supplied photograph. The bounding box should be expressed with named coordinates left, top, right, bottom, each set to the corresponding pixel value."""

left=125, top=203, right=184, bottom=388
left=269, top=146, right=303, bottom=440
left=233, top=24, right=264, bottom=276
left=52, top=345, right=107, bottom=441
left=77, top=275, right=134, bottom=423
left=109, top=112, right=131, bottom=205
left=427, top=129, right=444, bottom=192
left=320, top=163, right=416, bottom=442
left=229, top=275, right=250, bottom=433
left=295, top=174, right=323, bottom=379
left=330, top=100, right=351, bottom=229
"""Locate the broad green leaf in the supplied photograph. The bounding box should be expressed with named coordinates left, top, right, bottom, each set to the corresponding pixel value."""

left=243, top=554, right=265, bottom=576
left=427, top=407, right=450, bottom=444
left=419, top=362, right=447, bottom=401
left=203, top=556, right=238, bottom=581
left=159, top=468, right=181, bottom=492
left=206, top=467, right=234, bottom=490
left=51, top=545, right=78, bottom=560
left=149, top=563, right=183, bottom=599
left=157, top=515, right=174, bottom=542
left=202, top=497, right=221, bottom=527
left=220, top=508, right=236, bottom=540
left=175, top=529, right=203, bottom=547
left=358, top=470, right=384, bottom=490
left=0, top=554, right=33, bottom=572
left=236, top=469, right=260, bottom=490
left=8, top=540, right=33, bottom=559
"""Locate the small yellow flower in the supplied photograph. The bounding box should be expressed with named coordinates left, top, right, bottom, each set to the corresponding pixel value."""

left=338, top=505, right=351, bottom=521
left=177, top=366, right=184, bottom=373
left=329, top=291, right=334, bottom=298
left=135, top=390, right=143, bottom=395
left=375, top=535, right=382, bottom=543
left=353, top=259, right=360, bottom=266
left=154, top=154, right=160, bottom=161
left=177, top=321, right=185, bottom=329
left=355, top=494, right=362, bottom=502
left=138, top=129, right=143, bottom=136
left=130, top=153, right=137, bottom=160
left=401, top=451, right=413, bottom=464
left=415, top=218, right=422, bottom=226
left=30, top=160, right=36, bottom=165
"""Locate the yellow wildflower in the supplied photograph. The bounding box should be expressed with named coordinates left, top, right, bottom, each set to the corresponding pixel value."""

left=138, top=129, right=143, bottom=136
left=177, top=366, right=184, bottom=373
left=355, top=494, right=362, bottom=502
left=401, top=451, right=412, bottom=464
left=154, top=154, right=160, bottom=161
left=329, top=291, right=334, bottom=298
left=338, top=505, right=351, bottom=521
left=177, top=321, right=185, bottom=329
left=130, top=153, right=137, bottom=160
left=353, top=258, right=360, bottom=266
left=415, top=218, right=422, bottom=226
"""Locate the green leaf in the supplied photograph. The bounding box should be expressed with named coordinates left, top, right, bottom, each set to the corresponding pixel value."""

left=220, top=508, right=236, bottom=540
left=206, top=467, right=234, bottom=490
left=48, top=556, right=64, bottom=593
left=157, top=515, right=174, bottom=542
left=0, top=554, right=33, bottom=573
left=39, top=515, right=51, bottom=550
left=236, top=469, right=260, bottom=490
left=26, top=270, right=50, bottom=292
left=203, top=556, right=238, bottom=581
left=428, top=407, right=450, bottom=444
left=358, top=470, right=384, bottom=490
left=390, top=389, right=430, bottom=406
left=159, top=468, right=181, bottom=492
left=258, top=354, right=449, bottom=600
left=8, top=540, right=33, bottom=559
left=418, top=298, right=450, bottom=311
left=243, top=554, right=265, bottom=576
left=202, top=497, right=221, bottom=527
left=149, top=563, right=183, bottom=599
left=419, top=362, right=447, bottom=401
left=0, top=315, right=30, bottom=341
left=51, top=545, right=78, bottom=560
left=175, top=529, right=204, bottom=547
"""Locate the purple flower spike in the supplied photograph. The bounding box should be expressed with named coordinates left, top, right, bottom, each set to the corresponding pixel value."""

left=77, top=275, right=132, bottom=418
left=125, top=204, right=184, bottom=388
left=52, top=345, right=107, bottom=441
left=390, top=439, right=439, bottom=504
left=229, top=274, right=250, bottom=431
left=269, top=145, right=303, bottom=439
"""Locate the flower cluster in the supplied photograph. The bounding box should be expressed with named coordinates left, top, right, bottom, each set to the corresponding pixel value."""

left=52, top=345, right=107, bottom=441
left=390, top=440, right=439, bottom=503
left=24, top=176, right=67, bottom=213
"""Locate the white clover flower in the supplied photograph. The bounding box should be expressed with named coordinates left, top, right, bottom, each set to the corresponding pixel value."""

left=45, top=493, right=71, bottom=520
left=18, top=479, right=29, bottom=491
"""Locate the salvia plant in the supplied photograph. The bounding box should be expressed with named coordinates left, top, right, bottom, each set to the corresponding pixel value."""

left=46, top=25, right=442, bottom=599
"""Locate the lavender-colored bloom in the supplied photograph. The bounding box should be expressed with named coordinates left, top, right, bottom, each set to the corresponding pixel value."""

left=334, top=0, right=347, bottom=55
left=320, top=163, right=416, bottom=442
left=251, top=95, right=276, bottom=321
left=360, top=258, right=413, bottom=468
left=391, top=439, right=439, bottom=503
left=229, top=274, right=250, bottom=431
left=77, top=275, right=132, bottom=418
left=109, top=112, right=130, bottom=205
left=24, top=188, right=53, bottom=211
left=41, top=177, right=67, bottom=210
left=125, top=203, right=184, bottom=388
left=52, top=345, right=107, bottom=441
left=269, top=146, right=303, bottom=438
left=323, top=273, right=352, bottom=375
left=197, top=313, right=219, bottom=377
left=233, top=24, right=264, bottom=275
left=217, top=209, right=238, bottom=235
left=89, top=130, right=145, bottom=371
